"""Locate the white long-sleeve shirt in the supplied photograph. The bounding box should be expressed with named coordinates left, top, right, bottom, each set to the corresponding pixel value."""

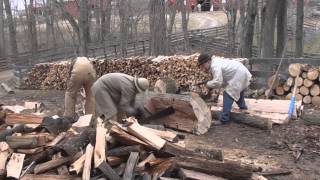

left=206, top=57, right=252, bottom=101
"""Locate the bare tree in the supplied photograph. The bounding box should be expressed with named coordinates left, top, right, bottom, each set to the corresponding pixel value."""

left=43, top=0, right=56, bottom=49
left=261, top=0, right=277, bottom=58
left=25, top=0, right=38, bottom=54
left=295, top=0, right=304, bottom=57
left=225, top=0, right=238, bottom=56
left=276, top=0, right=287, bottom=57
left=119, top=0, right=129, bottom=56
left=4, top=0, right=18, bottom=56
left=0, top=0, right=5, bottom=57
left=239, top=0, right=258, bottom=57
left=167, top=2, right=177, bottom=36
left=177, top=0, right=190, bottom=52
left=100, top=0, right=111, bottom=41
left=79, top=0, right=89, bottom=56
left=149, top=0, right=168, bottom=56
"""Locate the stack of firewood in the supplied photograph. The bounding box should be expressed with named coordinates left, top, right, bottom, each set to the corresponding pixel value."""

left=22, top=54, right=249, bottom=95
left=0, top=109, right=261, bottom=180
left=267, top=63, right=320, bottom=106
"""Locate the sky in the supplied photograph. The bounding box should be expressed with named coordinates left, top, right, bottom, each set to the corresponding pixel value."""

left=10, top=0, right=46, bottom=10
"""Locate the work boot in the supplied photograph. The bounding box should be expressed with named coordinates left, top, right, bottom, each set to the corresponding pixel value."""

left=212, top=120, right=230, bottom=126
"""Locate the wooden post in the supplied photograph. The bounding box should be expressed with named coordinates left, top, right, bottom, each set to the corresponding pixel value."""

left=82, top=144, right=94, bottom=180
left=122, top=152, right=139, bottom=180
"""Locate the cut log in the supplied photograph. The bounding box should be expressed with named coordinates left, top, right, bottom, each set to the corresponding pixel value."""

left=125, top=117, right=166, bottom=150
left=83, top=144, right=94, bottom=180
left=47, top=132, right=67, bottom=147
left=312, top=96, right=320, bottom=106
left=69, top=154, right=85, bottom=174
left=17, top=147, right=44, bottom=154
left=107, top=145, right=143, bottom=157
left=154, top=78, right=177, bottom=94
left=288, top=63, right=301, bottom=77
left=110, top=125, right=150, bottom=148
left=107, top=156, right=125, bottom=166
left=142, top=93, right=212, bottom=135
left=310, top=84, right=320, bottom=96
left=97, top=160, right=121, bottom=180
left=6, top=135, right=47, bottom=149
left=303, top=96, right=312, bottom=104
left=94, top=118, right=107, bottom=168
left=5, top=113, right=43, bottom=125
left=162, top=142, right=223, bottom=161
left=6, top=153, right=25, bottom=179
left=52, top=153, right=70, bottom=175
left=34, top=156, right=71, bottom=174
left=137, top=153, right=156, bottom=171
left=283, top=84, right=291, bottom=92
left=301, top=106, right=320, bottom=125
left=303, top=79, right=314, bottom=88
left=307, top=69, right=319, bottom=80
left=300, top=86, right=310, bottom=96
left=267, top=75, right=286, bottom=89
left=0, top=83, right=14, bottom=94
left=122, top=152, right=139, bottom=180
left=275, top=86, right=285, bottom=96
left=21, top=174, right=82, bottom=180
left=296, top=77, right=303, bottom=87
left=179, top=168, right=226, bottom=180
left=286, top=77, right=294, bottom=87
left=174, top=156, right=260, bottom=180
left=0, top=142, right=9, bottom=179
left=301, top=72, right=307, bottom=79
left=211, top=107, right=273, bottom=130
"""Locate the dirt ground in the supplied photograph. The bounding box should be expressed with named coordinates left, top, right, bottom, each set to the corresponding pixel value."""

left=1, top=89, right=320, bottom=180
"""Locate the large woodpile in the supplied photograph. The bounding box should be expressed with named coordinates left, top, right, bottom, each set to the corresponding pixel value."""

left=268, top=63, right=320, bottom=106
left=22, top=54, right=249, bottom=94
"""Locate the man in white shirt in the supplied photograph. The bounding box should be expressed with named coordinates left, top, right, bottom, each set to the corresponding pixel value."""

left=198, top=53, right=252, bottom=125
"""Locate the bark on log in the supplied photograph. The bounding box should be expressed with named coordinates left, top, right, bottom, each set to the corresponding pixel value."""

left=179, top=168, right=226, bottom=180
left=307, top=69, right=319, bottom=80
left=174, top=156, right=260, bottom=180
left=5, top=113, right=43, bottom=125
left=303, top=79, right=314, bottom=88
left=301, top=106, right=320, bottom=125
left=300, top=86, right=310, bottom=96
left=107, top=145, right=143, bottom=157
left=21, top=175, right=82, bottom=180
left=122, top=152, right=139, bottom=180
left=6, top=135, right=47, bottom=149
left=288, top=64, right=302, bottom=77
left=143, top=93, right=212, bottom=135
left=310, top=84, right=320, bottom=96
left=312, top=96, right=320, bottom=106
left=34, top=157, right=71, bottom=174
left=303, top=96, right=312, bottom=104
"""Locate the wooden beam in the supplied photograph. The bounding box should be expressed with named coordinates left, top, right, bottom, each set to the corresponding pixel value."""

left=82, top=144, right=94, bottom=180
left=34, top=157, right=71, bottom=174
left=5, top=113, right=43, bottom=125
left=21, top=174, right=82, bottom=180
left=6, top=135, right=47, bottom=149
left=179, top=168, right=226, bottom=180
left=107, top=145, right=143, bottom=157
left=126, top=117, right=166, bottom=150
left=0, top=142, right=9, bottom=180
left=110, top=125, right=149, bottom=147
left=6, top=153, right=25, bottom=179
left=94, top=118, right=107, bottom=168
left=69, top=154, right=85, bottom=174
left=122, top=152, right=139, bottom=180
left=46, top=132, right=67, bottom=147
left=52, top=153, right=70, bottom=175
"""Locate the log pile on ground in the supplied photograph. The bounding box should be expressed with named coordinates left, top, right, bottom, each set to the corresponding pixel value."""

left=22, top=54, right=248, bottom=94
left=267, top=63, right=320, bottom=106
left=0, top=108, right=262, bottom=180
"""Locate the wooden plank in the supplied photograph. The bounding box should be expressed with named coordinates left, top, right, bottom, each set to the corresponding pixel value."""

left=122, top=152, right=139, bottom=180
left=179, top=168, right=226, bottom=180
left=110, top=125, right=149, bottom=148
left=107, top=145, right=143, bottom=157
left=47, top=132, right=67, bottom=147
left=94, top=118, right=107, bottom=168
left=126, top=117, right=166, bottom=150
left=34, top=157, right=71, bottom=174
left=83, top=144, right=94, bottom=180
left=6, top=135, right=48, bottom=149
left=52, top=153, right=70, bottom=175
left=69, top=154, right=85, bottom=174
left=5, top=113, right=43, bottom=125
left=21, top=174, right=82, bottom=180
left=6, top=153, right=25, bottom=179
left=0, top=142, right=9, bottom=179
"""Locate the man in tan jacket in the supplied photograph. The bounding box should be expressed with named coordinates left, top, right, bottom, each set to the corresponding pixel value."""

left=64, top=57, right=97, bottom=119
left=91, top=73, right=149, bottom=122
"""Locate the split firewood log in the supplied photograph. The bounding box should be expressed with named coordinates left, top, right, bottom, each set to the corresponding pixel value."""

left=307, top=68, right=319, bottom=81
left=303, top=79, right=314, bottom=88
left=288, top=64, right=302, bottom=77
left=303, top=96, right=312, bottom=104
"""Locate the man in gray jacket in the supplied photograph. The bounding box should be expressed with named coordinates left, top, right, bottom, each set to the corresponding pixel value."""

left=91, top=73, right=149, bottom=122
left=198, top=53, right=252, bottom=125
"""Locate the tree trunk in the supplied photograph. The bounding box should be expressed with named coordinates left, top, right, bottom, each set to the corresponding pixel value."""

left=27, top=0, right=38, bottom=54
left=0, top=0, right=5, bottom=57
left=225, top=0, right=237, bottom=56
left=4, top=0, right=18, bottom=57
left=79, top=0, right=89, bottom=56
left=167, top=4, right=176, bottom=36
left=149, top=0, right=168, bottom=56
left=295, top=0, right=304, bottom=57
left=276, top=0, right=287, bottom=57
left=261, top=0, right=277, bottom=58
left=178, top=0, right=190, bottom=52
left=119, top=0, right=129, bottom=57
left=43, top=0, right=56, bottom=49
left=100, top=0, right=108, bottom=42
left=240, top=0, right=258, bottom=57
left=94, top=2, right=101, bottom=41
